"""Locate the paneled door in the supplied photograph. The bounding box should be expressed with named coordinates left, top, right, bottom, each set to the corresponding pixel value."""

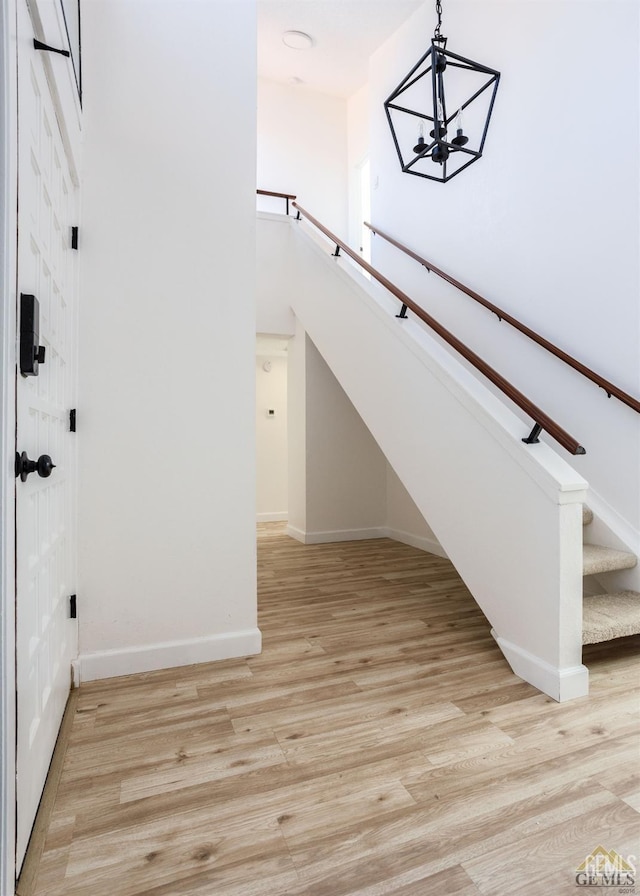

left=15, top=0, right=79, bottom=868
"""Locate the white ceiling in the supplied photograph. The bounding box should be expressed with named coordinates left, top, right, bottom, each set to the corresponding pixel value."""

left=257, top=0, right=423, bottom=98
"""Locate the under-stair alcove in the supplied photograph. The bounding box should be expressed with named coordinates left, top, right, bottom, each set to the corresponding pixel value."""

left=285, top=323, right=444, bottom=554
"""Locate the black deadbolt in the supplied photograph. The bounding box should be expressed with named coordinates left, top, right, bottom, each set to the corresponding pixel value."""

left=15, top=451, right=56, bottom=482
left=20, top=294, right=46, bottom=376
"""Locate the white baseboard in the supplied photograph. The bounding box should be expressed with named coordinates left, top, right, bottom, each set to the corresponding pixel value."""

left=286, top=525, right=387, bottom=545
left=76, top=628, right=262, bottom=683
left=285, top=524, right=306, bottom=544
left=383, top=527, right=448, bottom=558
left=286, top=524, right=447, bottom=557
left=257, top=512, right=288, bottom=522
left=492, top=630, right=589, bottom=702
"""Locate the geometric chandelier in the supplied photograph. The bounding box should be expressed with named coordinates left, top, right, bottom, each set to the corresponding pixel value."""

left=384, top=0, right=500, bottom=183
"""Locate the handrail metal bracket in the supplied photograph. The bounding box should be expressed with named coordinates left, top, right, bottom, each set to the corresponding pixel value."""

left=396, top=304, right=409, bottom=319
left=333, top=245, right=341, bottom=257
left=522, top=424, right=542, bottom=445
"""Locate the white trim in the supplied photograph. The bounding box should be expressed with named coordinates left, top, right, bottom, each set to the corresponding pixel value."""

left=286, top=524, right=448, bottom=556
left=286, top=526, right=387, bottom=545
left=1, top=0, right=18, bottom=888
left=75, top=628, right=262, bottom=684
left=492, top=630, right=589, bottom=703
left=382, top=527, right=448, bottom=559
left=257, top=511, right=288, bottom=522
left=285, top=524, right=306, bottom=544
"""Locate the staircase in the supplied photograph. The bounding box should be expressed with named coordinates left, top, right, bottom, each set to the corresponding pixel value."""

left=260, top=210, right=640, bottom=700
left=582, top=506, right=640, bottom=644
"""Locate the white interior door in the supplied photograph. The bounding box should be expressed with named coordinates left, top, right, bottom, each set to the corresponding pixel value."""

left=15, top=0, right=79, bottom=868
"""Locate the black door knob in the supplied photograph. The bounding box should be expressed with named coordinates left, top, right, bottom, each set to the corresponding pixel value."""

left=15, top=451, right=56, bottom=482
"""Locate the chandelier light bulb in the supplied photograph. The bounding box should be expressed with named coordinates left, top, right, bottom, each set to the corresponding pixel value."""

left=413, top=120, right=428, bottom=154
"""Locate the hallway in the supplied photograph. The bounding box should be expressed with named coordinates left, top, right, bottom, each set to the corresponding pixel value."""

left=19, top=529, right=639, bottom=895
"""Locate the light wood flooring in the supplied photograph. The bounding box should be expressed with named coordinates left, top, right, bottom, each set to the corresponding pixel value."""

left=20, top=525, right=640, bottom=896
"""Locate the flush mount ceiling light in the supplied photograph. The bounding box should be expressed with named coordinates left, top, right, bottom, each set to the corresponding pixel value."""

left=282, top=30, right=314, bottom=50
left=384, top=0, right=500, bottom=183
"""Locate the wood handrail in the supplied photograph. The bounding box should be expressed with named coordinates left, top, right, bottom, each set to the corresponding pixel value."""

left=257, top=189, right=297, bottom=200
left=365, top=221, right=640, bottom=415
left=257, top=189, right=297, bottom=215
left=293, top=202, right=585, bottom=456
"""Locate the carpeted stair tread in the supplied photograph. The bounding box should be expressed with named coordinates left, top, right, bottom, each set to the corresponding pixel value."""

left=583, top=591, right=640, bottom=644
left=582, top=505, right=593, bottom=526
left=583, top=543, right=637, bottom=576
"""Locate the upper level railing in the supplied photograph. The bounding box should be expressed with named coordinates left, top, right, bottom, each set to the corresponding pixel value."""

left=257, top=189, right=296, bottom=216
left=364, top=221, right=640, bottom=416
left=290, top=201, right=585, bottom=456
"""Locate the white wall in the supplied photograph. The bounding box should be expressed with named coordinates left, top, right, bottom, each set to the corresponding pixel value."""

left=256, top=351, right=288, bottom=520
left=347, top=84, right=370, bottom=252
left=386, top=465, right=445, bottom=557
left=257, top=79, right=348, bottom=238
left=256, top=212, right=296, bottom=336
left=78, top=0, right=259, bottom=680
left=287, top=319, right=307, bottom=537
left=288, top=325, right=388, bottom=543
left=366, top=1, right=640, bottom=547
left=305, top=333, right=387, bottom=536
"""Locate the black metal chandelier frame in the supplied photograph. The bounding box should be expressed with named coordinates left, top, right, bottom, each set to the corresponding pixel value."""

left=384, top=5, right=500, bottom=184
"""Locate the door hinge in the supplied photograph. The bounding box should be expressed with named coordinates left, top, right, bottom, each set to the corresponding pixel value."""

left=71, top=226, right=79, bottom=250
left=69, top=408, right=76, bottom=432
left=69, top=595, right=77, bottom=619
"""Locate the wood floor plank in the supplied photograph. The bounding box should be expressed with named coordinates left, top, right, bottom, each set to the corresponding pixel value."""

left=231, top=678, right=463, bottom=736
left=118, top=738, right=288, bottom=805
left=22, top=527, right=639, bottom=896
left=284, top=780, right=622, bottom=888
left=461, top=800, right=640, bottom=896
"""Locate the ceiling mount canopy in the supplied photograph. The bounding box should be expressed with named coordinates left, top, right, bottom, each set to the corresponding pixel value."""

left=384, top=0, right=500, bottom=183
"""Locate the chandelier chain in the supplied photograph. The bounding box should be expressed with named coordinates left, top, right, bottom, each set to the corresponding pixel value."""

left=434, top=0, right=443, bottom=39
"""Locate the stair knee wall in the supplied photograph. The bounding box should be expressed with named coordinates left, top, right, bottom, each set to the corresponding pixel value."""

left=284, top=220, right=589, bottom=701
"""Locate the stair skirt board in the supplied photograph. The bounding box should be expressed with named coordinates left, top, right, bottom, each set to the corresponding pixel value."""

left=583, top=592, right=640, bottom=644
left=491, top=630, right=589, bottom=702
